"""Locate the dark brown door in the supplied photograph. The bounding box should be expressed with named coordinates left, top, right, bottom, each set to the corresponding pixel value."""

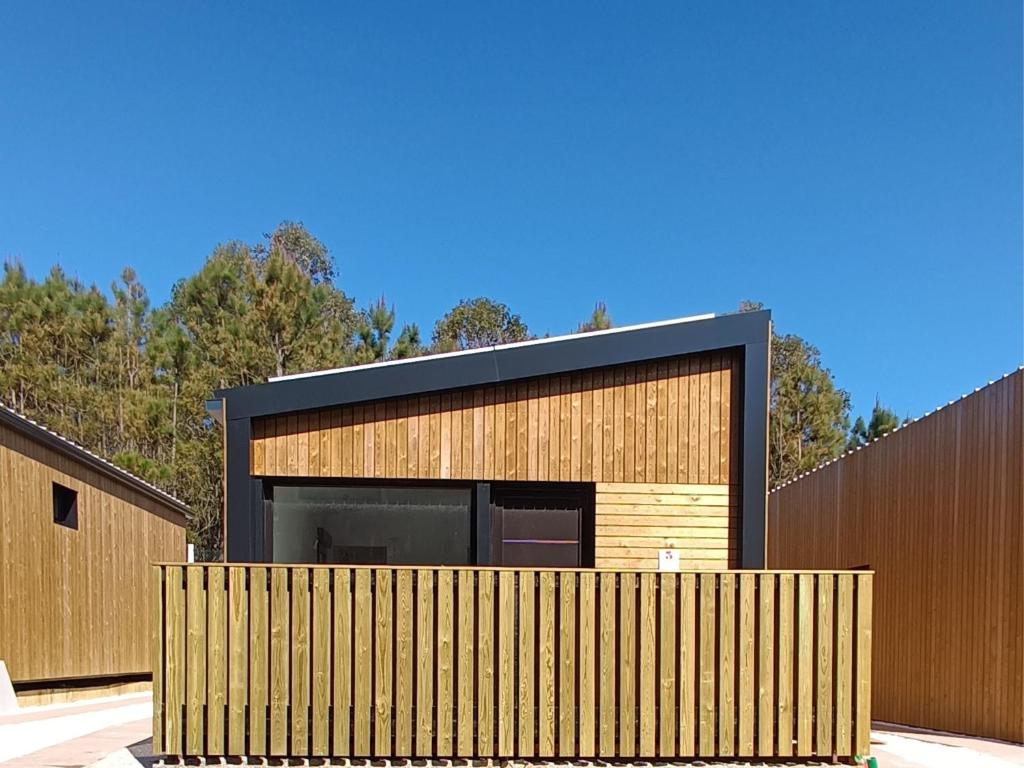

left=489, top=486, right=590, bottom=567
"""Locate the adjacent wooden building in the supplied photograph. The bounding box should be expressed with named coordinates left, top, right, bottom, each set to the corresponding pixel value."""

left=215, top=311, right=771, bottom=569
left=0, top=405, right=188, bottom=701
left=768, top=369, right=1023, bottom=743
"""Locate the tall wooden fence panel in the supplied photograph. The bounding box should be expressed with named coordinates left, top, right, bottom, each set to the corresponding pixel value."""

left=769, top=369, right=1024, bottom=744
left=153, top=565, right=872, bottom=760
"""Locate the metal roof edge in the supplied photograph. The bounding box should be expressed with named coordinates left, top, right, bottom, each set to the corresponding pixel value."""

left=215, top=309, right=771, bottom=420
left=0, top=404, right=191, bottom=520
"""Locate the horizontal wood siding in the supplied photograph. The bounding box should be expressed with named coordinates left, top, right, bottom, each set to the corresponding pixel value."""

left=768, top=370, right=1024, bottom=744
left=595, top=482, right=738, bottom=569
left=0, top=422, right=186, bottom=684
left=250, top=351, right=741, bottom=486
left=154, top=564, right=872, bottom=760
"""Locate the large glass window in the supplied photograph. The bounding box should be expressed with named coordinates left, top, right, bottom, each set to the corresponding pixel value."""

left=271, top=484, right=472, bottom=565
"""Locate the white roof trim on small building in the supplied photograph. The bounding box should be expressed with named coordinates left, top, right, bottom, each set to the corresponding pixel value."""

left=0, top=402, right=190, bottom=517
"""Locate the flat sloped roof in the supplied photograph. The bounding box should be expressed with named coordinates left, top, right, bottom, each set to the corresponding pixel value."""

left=215, top=309, right=770, bottom=420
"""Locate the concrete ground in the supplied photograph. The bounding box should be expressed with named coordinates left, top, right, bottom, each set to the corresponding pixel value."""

left=0, top=692, right=151, bottom=767
left=2, top=694, right=1022, bottom=767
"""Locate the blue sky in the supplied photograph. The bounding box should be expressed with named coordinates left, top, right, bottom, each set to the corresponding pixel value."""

left=1, top=2, right=1021, bottom=423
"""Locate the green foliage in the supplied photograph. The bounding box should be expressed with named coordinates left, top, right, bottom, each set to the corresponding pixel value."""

left=577, top=301, right=612, bottom=333
left=354, top=297, right=395, bottom=364
left=740, top=300, right=852, bottom=487
left=2, top=238, right=870, bottom=554
left=0, top=222, right=359, bottom=558
left=431, top=297, right=530, bottom=352
left=847, top=398, right=902, bottom=449
left=392, top=323, right=424, bottom=359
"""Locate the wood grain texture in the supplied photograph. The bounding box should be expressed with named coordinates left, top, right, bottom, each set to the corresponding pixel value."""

left=155, top=565, right=872, bottom=761
left=250, top=352, right=741, bottom=487
left=595, top=483, right=739, bottom=569
left=769, top=370, right=1022, bottom=744
left=0, top=420, right=185, bottom=685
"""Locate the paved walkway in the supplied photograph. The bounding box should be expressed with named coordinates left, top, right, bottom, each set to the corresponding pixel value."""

left=3, top=696, right=1024, bottom=768
left=871, top=724, right=1024, bottom=767
left=0, top=693, right=151, bottom=767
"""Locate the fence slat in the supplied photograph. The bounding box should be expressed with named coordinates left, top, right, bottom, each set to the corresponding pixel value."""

left=498, top=571, right=516, bottom=755
left=186, top=567, right=207, bottom=756
left=249, top=568, right=268, bottom=755
left=559, top=571, right=577, bottom=756
left=619, top=572, right=637, bottom=757
left=207, top=567, right=226, bottom=755
left=817, top=573, right=834, bottom=756
left=658, top=573, right=677, bottom=757
left=165, top=566, right=184, bottom=756
left=374, top=569, right=393, bottom=755
left=416, top=570, right=434, bottom=756
left=227, top=568, right=247, bottom=755
left=738, top=573, right=755, bottom=756
left=639, top=572, right=657, bottom=756
left=698, top=573, right=716, bottom=757
left=269, top=569, right=289, bottom=756
left=154, top=565, right=871, bottom=762
left=152, top=567, right=164, bottom=756
left=437, top=570, right=454, bottom=755
left=678, top=573, right=696, bottom=756
left=539, top=571, right=556, bottom=756
left=478, top=571, right=495, bottom=757
left=836, top=574, right=853, bottom=756
left=457, top=570, right=475, bottom=755
left=777, top=574, right=794, bottom=757
left=757, top=573, right=775, bottom=757
left=517, top=571, right=534, bottom=757
left=797, top=573, right=814, bottom=755
left=855, top=574, right=873, bottom=755
left=598, top=572, right=617, bottom=757
left=718, top=572, right=735, bottom=756
left=395, top=570, right=413, bottom=756
left=332, top=569, right=352, bottom=756
left=353, top=569, right=371, bottom=755
left=312, top=569, right=330, bottom=756
left=579, top=572, right=597, bottom=757
left=291, top=568, right=310, bottom=756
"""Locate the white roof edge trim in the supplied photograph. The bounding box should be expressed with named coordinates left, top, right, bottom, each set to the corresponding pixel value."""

left=0, top=402, right=190, bottom=513
left=269, top=312, right=717, bottom=383
left=768, top=364, right=1024, bottom=494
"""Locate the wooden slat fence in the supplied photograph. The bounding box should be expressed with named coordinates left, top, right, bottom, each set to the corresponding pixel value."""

left=153, top=565, right=872, bottom=760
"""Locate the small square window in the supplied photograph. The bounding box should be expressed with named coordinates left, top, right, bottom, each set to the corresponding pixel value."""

left=53, top=482, right=78, bottom=530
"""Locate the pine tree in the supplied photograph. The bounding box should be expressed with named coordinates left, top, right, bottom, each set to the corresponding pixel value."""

left=847, top=397, right=902, bottom=449
left=577, top=301, right=612, bottom=333
left=354, top=297, right=395, bottom=364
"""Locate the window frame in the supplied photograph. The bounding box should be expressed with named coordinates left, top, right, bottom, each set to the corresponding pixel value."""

left=52, top=481, right=79, bottom=530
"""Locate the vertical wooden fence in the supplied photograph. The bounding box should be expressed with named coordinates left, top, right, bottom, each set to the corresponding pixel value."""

left=153, top=565, right=872, bottom=760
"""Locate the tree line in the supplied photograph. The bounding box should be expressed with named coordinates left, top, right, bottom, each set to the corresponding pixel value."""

left=0, top=222, right=897, bottom=556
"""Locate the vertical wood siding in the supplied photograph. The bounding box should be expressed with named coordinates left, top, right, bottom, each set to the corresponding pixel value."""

left=768, top=370, right=1024, bottom=744
left=154, top=565, right=873, bottom=760
left=250, top=351, right=741, bottom=486
left=0, top=422, right=186, bottom=684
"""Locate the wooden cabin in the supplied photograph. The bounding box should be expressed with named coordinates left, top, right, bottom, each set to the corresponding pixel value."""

left=215, top=310, right=770, bottom=569
left=0, top=405, right=187, bottom=704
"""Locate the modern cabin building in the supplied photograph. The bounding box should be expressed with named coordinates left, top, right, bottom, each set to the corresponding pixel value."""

left=0, top=405, right=188, bottom=704
left=215, top=310, right=770, bottom=569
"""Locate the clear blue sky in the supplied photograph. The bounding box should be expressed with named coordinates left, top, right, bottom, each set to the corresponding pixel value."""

left=1, top=3, right=1021, bottom=423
